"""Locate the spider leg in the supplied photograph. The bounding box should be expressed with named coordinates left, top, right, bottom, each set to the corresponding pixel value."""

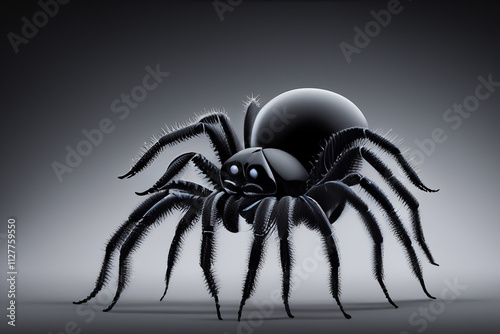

left=318, top=147, right=438, bottom=266
left=135, top=153, right=221, bottom=196
left=328, top=200, right=347, bottom=224
left=295, top=195, right=351, bottom=319
left=197, top=112, right=243, bottom=154
left=200, top=192, right=226, bottom=320
left=358, top=147, right=438, bottom=266
left=243, top=100, right=260, bottom=148
left=73, top=190, right=169, bottom=305
left=240, top=198, right=264, bottom=225
left=238, top=197, right=277, bottom=322
left=274, top=196, right=296, bottom=318
left=119, top=114, right=237, bottom=179
left=160, top=204, right=202, bottom=301
left=222, top=195, right=259, bottom=233
left=306, top=182, right=398, bottom=309
left=221, top=195, right=241, bottom=233
left=103, top=193, right=202, bottom=312
left=311, top=127, right=438, bottom=192
left=341, top=173, right=435, bottom=299
left=151, top=180, right=212, bottom=197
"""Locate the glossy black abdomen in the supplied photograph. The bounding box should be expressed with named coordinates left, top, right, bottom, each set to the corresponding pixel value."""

left=250, top=88, right=368, bottom=169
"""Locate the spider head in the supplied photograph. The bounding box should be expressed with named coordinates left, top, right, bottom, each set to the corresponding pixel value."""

left=221, top=148, right=277, bottom=196
left=220, top=148, right=309, bottom=197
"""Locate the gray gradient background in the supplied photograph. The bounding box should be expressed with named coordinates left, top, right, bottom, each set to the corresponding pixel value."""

left=1, top=0, right=500, bottom=333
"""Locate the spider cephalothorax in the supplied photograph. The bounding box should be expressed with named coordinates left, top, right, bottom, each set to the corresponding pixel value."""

left=221, top=148, right=309, bottom=197
left=75, top=88, right=438, bottom=320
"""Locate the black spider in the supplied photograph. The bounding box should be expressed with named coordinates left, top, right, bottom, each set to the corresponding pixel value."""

left=74, top=88, right=438, bottom=320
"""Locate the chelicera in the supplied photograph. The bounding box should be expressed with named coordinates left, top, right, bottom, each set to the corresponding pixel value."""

left=75, top=88, right=438, bottom=320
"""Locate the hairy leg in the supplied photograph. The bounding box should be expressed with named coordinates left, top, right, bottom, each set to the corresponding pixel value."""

left=295, top=195, right=351, bottom=319
left=341, top=173, right=435, bottom=299
left=199, top=192, right=226, bottom=320
left=103, top=193, right=202, bottom=312
left=318, top=147, right=438, bottom=266
left=161, top=205, right=202, bottom=301
left=73, top=190, right=169, bottom=305
left=119, top=113, right=240, bottom=179
left=135, top=153, right=221, bottom=196
left=307, top=182, right=397, bottom=308
left=274, top=196, right=296, bottom=318
left=311, top=127, right=438, bottom=192
left=238, top=197, right=277, bottom=321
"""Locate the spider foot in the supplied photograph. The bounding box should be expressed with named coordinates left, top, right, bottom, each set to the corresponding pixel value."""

left=378, top=279, right=398, bottom=309
left=418, top=276, right=436, bottom=299
left=424, top=289, right=436, bottom=300
left=102, top=299, right=118, bottom=312
left=102, top=306, right=113, bottom=312
left=285, top=306, right=294, bottom=319
left=159, top=285, right=168, bottom=302
left=237, top=300, right=246, bottom=322
left=73, top=292, right=97, bottom=305
left=339, top=307, right=351, bottom=319
left=334, top=297, right=351, bottom=319
left=136, top=188, right=155, bottom=196
left=118, top=170, right=135, bottom=179
left=388, top=297, right=398, bottom=309
left=214, top=296, right=223, bottom=320
left=418, top=184, right=439, bottom=193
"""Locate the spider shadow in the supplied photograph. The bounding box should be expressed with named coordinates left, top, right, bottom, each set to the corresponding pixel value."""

left=103, top=299, right=407, bottom=321
left=64, top=297, right=473, bottom=321
left=276, top=301, right=397, bottom=321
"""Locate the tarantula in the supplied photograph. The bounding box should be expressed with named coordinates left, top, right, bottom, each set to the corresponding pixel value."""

left=74, top=88, right=438, bottom=320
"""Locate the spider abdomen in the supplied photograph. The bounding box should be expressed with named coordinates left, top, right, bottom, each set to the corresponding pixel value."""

left=250, top=88, right=369, bottom=169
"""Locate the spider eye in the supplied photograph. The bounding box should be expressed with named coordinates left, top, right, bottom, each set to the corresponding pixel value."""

left=230, top=165, right=239, bottom=175
left=249, top=168, right=258, bottom=179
